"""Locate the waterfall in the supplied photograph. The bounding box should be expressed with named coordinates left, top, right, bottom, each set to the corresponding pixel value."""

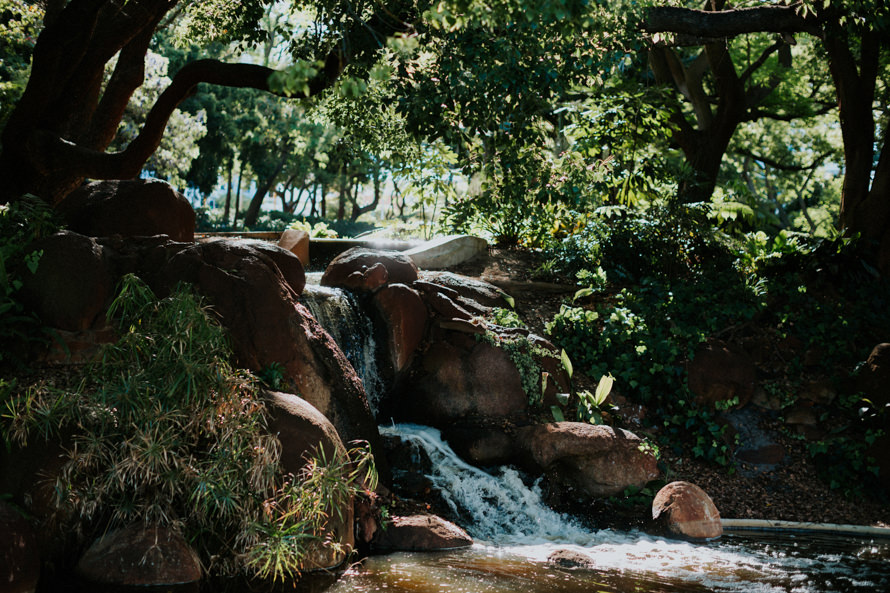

left=380, top=423, right=592, bottom=544
left=301, top=285, right=385, bottom=413
left=376, top=424, right=889, bottom=593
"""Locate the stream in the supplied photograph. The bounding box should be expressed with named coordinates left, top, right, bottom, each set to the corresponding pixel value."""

left=321, top=424, right=890, bottom=593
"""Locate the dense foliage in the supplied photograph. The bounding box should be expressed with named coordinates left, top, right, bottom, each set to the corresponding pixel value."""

left=2, top=275, right=377, bottom=581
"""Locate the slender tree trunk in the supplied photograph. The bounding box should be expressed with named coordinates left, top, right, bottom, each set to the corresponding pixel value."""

left=224, top=157, right=233, bottom=225
left=243, top=149, right=289, bottom=228
left=234, top=162, right=243, bottom=227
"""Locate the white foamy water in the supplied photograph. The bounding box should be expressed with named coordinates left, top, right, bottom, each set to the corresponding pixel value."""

left=301, top=284, right=384, bottom=412
left=371, top=423, right=890, bottom=593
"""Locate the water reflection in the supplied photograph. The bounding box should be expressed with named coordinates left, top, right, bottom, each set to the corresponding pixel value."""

left=318, top=534, right=890, bottom=593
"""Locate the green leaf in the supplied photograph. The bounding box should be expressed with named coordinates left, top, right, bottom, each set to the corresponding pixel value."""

left=594, top=375, right=614, bottom=405
left=555, top=392, right=570, bottom=406
left=573, top=287, right=594, bottom=301
left=550, top=405, right=565, bottom=422
left=560, top=349, right=573, bottom=379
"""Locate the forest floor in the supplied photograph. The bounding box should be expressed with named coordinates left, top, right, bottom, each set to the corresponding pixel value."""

left=446, top=247, right=890, bottom=528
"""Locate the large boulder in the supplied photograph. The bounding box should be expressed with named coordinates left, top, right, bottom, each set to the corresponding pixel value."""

left=0, top=502, right=40, bottom=593
left=76, top=526, right=201, bottom=587
left=687, top=339, right=756, bottom=408
left=371, top=514, right=472, bottom=552
left=20, top=231, right=114, bottom=331
left=154, top=240, right=387, bottom=479
left=321, top=248, right=418, bottom=293
left=515, top=423, right=660, bottom=498
left=59, top=178, right=195, bottom=242
left=392, top=328, right=529, bottom=426
left=266, top=391, right=356, bottom=567
left=651, top=481, right=722, bottom=541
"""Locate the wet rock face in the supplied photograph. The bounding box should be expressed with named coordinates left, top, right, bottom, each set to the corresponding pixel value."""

left=687, top=339, right=757, bottom=408
left=59, top=178, right=195, bottom=242
left=371, top=514, right=472, bottom=552
left=396, top=330, right=529, bottom=425
left=321, top=248, right=418, bottom=293
left=76, top=526, right=201, bottom=587
left=651, top=481, right=722, bottom=541
left=515, top=423, right=661, bottom=498
left=372, top=283, right=428, bottom=372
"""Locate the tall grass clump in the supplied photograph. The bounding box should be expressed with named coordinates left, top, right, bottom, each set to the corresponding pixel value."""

left=3, top=274, right=376, bottom=581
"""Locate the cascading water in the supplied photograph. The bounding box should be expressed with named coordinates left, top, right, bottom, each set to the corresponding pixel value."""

left=341, top=423, right=890, bottom=593
left=301, top=284, right=385, bottom=413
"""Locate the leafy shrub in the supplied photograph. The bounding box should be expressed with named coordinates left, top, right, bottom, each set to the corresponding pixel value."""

left=3, top=275, right=376, bottom=581
left=0, top=195, right=58, bottom=365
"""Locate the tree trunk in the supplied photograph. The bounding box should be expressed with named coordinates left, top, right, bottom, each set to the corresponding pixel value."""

left=243, top=149, right=289, bottom=228
left=224, top=158, right=233, bottom=226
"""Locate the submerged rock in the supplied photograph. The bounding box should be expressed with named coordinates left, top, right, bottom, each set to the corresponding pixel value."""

left=651, top=481, right=722, bottom=541
left=547, top=548, right=595, bottom=570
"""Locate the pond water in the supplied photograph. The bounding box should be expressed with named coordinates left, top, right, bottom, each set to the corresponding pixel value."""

left=315, top=424, right=890, bottom=593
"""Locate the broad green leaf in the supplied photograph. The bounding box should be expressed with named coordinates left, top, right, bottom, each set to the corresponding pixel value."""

left=550, top=405, right=565, bottom=422
left=560, top=349, right=573, bottom=379
left=594, top=375, right=614, bottom=405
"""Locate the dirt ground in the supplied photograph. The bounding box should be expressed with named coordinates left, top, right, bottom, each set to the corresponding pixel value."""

left=447, top=247, right=890, bottom=528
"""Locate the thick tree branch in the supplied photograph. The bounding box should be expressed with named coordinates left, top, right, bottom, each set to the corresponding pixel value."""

left=644, top=4, right=823, bottom=38
left=735, top=148, right=833, bottom=172
left=33, top=56, right=342, bottom=181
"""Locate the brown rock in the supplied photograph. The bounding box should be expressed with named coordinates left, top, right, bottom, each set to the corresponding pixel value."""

left=154, top=240, right=388, bottom=480
left=547, top=549, right=595, bottom=569
left=442, top=426, right=515, bottom=466
left=76, top=526, right=201, bottom=586
left=229, top=238, right=306, bottom=297
left=20, top=231, right=113, bottom=331
left=278, top=228, right=310, bottom=267
left=321, top=248, right=418, bottom=292
left=418, top=271, right=512, bottom=308
left=0, top=502, right=40, bottom=593
left=396, top=331, right=528, bottom=425
left=59, top=178, right=195, bottom=242
left=372, top=514, right=472, bottom=552
left=266, top=391, right=355, bottom=569
left=651, top=481, right=722, bottom=541
left=687, top=339, right=756, bottom=408
left=516, top=423, right=660, bottom=498
left=373, top=283, right=428, bottom=372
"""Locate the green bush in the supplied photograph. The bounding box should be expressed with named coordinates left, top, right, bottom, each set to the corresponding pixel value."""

left=0, top=195, right=58, bottom=366
left=3, top=275, right=376, bottom=581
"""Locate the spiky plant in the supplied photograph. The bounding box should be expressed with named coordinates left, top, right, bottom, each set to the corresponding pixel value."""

left=3, top=274, right=376, bottom=581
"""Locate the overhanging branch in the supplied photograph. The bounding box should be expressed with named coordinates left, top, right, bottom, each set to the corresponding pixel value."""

left=35, top=55, right=342, bottom=180
left=644, top=4, right=823, bottom=38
